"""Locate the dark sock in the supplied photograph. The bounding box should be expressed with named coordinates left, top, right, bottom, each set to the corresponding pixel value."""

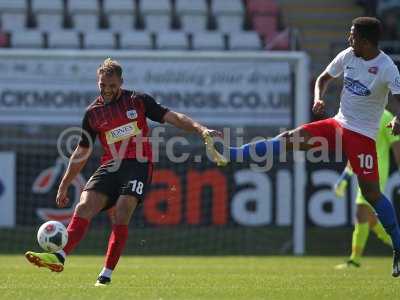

left=373, top=194, right=400, bottom=251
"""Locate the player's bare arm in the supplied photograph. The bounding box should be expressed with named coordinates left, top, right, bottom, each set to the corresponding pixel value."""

left=163, top=111, right=226, bottom=166
left=56, top=145, right=91, bottom=208
left=163, top=111, right=221, bottom=137
left=313, top=71, right=334, bottom=115
left=387, top=94, right=400, bottom=136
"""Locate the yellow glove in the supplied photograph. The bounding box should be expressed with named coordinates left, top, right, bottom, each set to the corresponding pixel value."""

left=202, top=132, right=228, bottom=167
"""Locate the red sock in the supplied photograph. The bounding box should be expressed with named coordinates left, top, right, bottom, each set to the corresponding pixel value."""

left=63, top=214, right=90, bottom=255
left=105, top=224, right=128, bottom=270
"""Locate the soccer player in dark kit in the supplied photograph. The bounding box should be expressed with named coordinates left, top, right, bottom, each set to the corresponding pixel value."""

left=25, top=58, right=220, bottom=286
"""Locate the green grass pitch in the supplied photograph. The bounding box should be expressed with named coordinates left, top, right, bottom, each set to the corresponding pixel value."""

left=1, top=255, right=399, bottom=300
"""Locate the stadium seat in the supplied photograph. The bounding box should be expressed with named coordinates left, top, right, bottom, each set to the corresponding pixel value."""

left=83, top=31, right=115, bottom=49
left=69, top=0, right=99, bottom=31
left=0, top=0, right=27, bottom=31
left=32, top=0, right=64, bottom=31
left=180, top=15, right=208, bottom=32
left=73, top=15, right=99, bottom=31
left=108, top=15, right=135, bottom=31
left=141, top=0, right=171, bottom=15
left=103, top=0, right=135, bottom=13
left=217, top=15, right=244, bottom=33
left=36, top=15, right=64, bottom=31
left=175, top=0, right=208, bottom=16
left=192, top=32, right=225, bottom=50
left=0, top=0, right=26, bottom=12
left=246, top=0, right=279, bottom=16
left=32, top=0, right=63, bottom=12
left=144, top=15, right=171, bottom=31
left=47, top=30, right=80, bottom=49
left=252, top=15, right=277, bottom=40
left=229, top=32, right=262, bottom=50
left=11, top=30, right=44, bottom=48
left=68, top=0, right=99, bottom=13
left=103, top=0, right=136, bottom=31
left=156, top=31, right=188, bottom=50
left=120, top=31, right=153, bottom=49
left=1, top=13, right=27, bottom=31
left=211, top=0, right=244, bottom=16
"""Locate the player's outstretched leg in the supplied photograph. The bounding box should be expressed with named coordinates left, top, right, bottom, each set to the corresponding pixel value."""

left=25, top=251, right=65, bottom=272
left=208, top=127, right=314, bottom=165
left=24, top=191, right=106, bottom=273
left=24, top=212, right=89, bottom=272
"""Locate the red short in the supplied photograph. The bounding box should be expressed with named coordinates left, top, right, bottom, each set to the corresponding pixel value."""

left=302, top=118, right=379, bottom=182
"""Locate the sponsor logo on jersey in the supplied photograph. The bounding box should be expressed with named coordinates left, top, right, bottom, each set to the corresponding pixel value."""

left=368, top=66, right=378, bottom=74
left=126, top=110, right=138, bottom=120
left=106, top=121, right=141, bottom=144
left=346, top=66, right=354, bottom=70
left=344, top=77, right=371, bottom=96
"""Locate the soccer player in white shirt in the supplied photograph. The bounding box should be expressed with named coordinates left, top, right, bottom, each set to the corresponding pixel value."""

left=211, top=17, right=400, bottom=277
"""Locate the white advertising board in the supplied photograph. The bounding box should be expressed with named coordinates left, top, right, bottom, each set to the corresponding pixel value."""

left=0, top=50, right=292, bottom=126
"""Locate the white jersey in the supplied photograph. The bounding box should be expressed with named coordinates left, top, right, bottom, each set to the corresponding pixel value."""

left=325, top=47, right=400, bottom=139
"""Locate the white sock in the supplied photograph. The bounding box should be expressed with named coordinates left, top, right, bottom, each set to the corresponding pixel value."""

left=99, top=267, right=113, bottom=278
left=56, top=250, right=66, bottom=259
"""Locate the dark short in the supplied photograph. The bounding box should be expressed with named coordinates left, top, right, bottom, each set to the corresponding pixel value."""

left=83, top=159, right=153, bottom=210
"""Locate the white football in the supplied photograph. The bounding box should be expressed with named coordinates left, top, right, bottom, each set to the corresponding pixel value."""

left=37, top=221, right=68, bottom=252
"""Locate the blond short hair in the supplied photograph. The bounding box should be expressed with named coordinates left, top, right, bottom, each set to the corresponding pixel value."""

left=97, top=58, right=122, bottom=78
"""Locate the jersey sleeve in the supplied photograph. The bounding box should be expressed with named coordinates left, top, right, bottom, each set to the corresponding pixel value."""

left=325, top=48, right=348, bottom=78
left=384, top=64, right=400, bottom=95
left=141, top=93, right=169, bottom=123
left=79, top=111, right=97, bottom=147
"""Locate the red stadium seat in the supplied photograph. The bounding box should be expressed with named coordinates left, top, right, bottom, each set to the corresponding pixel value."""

left=252, top=15, right=277, bottom=40
left=246, top=0, right=279, bottom=16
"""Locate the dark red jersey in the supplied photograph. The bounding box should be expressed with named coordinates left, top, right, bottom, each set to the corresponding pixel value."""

left=79, top=89, right=168, bottom=165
